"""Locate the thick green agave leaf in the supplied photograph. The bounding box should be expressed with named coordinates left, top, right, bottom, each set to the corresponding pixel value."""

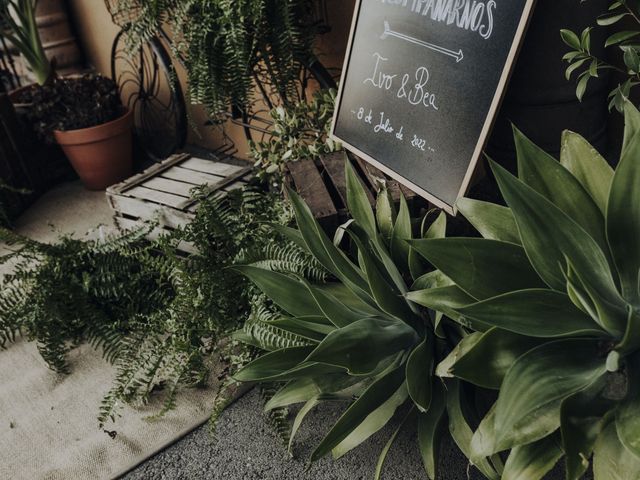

left=456, top=289, right=607, bottom=338
left=406, top=335, right=434, bottom=412
left=514, top=126, right=608, bottom=252
left=234, top=346, right=315, bottom=382
left=265, top=374, right=359, bottom=411
left=623, top=99, right=640, bottom=154
left=438, top=327, right=542, bottom=390
left=349, top=230, right=418, bottom=324
left=345, top=158, right=376, bottom=236
left=409, top=211, right=447, bottom=281
left=489, top=339, right=607, bottom=454
left=407, top=285, right=476, bottom=326
left=593, top=422, right=640, bottom=480
left=234, top=266, right=323, bottom=318
left=306, top=317, right=418, bottom=375
left=347, top=222, right=411, bottom=301
left=607, top=103, right=640, bottom=305
left=615, top=352, right=640, bottom=459
left=560, top=130, right=613, bottom=215
left=390, top=194, right=412, bottom=271
left=417, top=382, right=447, bottom=480
left=561, top=384, right=613, bottom=480
left=299, top=279, right=365, bottom=328
left=319, top=283, right=381, bottom=317
left=446, top=380, right=502, bottom=480
left=287, top=187, right=372, bottom=303
left=375, top=184, right=397, bottom=244
left=491, top=161, right=627, bottom=335
left=456, top=198, right=521, bottom=245
left=501, top=433, right=563, bottom=480
left=332, top=381, right=409, bottom=460
left=411, top=270, right=453, bottom=291
left=409, top=238, right=545, bottom=301
left=311, top=365, right=406, bottom=461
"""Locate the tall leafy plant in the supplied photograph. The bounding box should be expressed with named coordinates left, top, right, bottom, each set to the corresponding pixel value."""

left=562, top=0, right=640, bottom=110
left=0, top=0, right=52, bottom=85
left=409, top=103, right=640, bottom=479
left=233, top=161, right=505, bottom=480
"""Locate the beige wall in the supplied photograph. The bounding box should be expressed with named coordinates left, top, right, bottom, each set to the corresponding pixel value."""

left=67, top=0, right=355, bottom=158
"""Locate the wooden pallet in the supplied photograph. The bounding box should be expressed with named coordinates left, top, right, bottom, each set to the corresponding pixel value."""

left=107, top=153, right=252, bottom=253
left=286, top=150, right=419, bottom=231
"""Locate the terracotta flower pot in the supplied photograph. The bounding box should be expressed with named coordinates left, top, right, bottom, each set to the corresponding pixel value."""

left=54, top=108, right=133, bottom=190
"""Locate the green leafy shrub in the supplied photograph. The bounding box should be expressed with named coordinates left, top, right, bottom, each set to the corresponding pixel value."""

left=112, top=0, right=318, bottom=118
left=562, top=0, right=640, bottom=110
left=410, top=102, right=640, bottom=479
left=250, top=89, right=341, bottom=179
left=233, top=161, right=505, bottom=480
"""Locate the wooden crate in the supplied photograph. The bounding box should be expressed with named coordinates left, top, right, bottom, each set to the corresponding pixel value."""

left=286, top=150, right=420, bottom=231
left=107, top=153, right=253, bottom=253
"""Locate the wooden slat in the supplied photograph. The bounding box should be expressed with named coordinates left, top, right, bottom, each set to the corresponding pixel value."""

left=125, top=186, right=187, bottom=208
left=108, top=195, right=194, bottom=229
left=106, top=153, right=191, bottom=195
left=144, top=177, right=195, bottom=198
left=181, top=157, right=244, bottom=177
left=319, top=151, right=349, bottom=209
left=161, top=166, right=226, bottom=185
left=287, top=159, right=337, bottom=225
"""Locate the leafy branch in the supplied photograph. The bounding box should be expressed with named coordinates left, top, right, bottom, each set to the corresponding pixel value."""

left=562, top=0, right=640, bottom=111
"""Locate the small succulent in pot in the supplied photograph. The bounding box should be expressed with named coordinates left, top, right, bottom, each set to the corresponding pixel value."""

left=27, top=74, right=123, bottom=143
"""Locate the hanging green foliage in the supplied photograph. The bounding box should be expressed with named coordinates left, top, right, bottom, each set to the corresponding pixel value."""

left=112, top=0, right=318, bottom=119
left=410, top=102, right=640, bottom=479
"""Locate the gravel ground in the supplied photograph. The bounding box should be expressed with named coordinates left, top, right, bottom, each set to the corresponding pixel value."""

left=123, top=388, right=486, bottom=480
left=123, top=388, right=586, bottom=480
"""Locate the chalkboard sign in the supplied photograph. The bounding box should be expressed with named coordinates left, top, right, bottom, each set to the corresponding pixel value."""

left=331, top=0, right=537, bottom=214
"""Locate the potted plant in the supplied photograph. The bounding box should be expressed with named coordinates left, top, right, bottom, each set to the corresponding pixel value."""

left=28, top=74, right=133, bottom=190
left=0, top=0, right=53, bottom=97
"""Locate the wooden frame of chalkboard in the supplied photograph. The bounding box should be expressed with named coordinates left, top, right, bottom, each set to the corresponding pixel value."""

left=330, top=0, right=537, bottom=215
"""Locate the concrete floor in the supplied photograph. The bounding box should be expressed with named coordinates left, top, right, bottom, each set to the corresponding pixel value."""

left=8, top=180, right=115, bottom=243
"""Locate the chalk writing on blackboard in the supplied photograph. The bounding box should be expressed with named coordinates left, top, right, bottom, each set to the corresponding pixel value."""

left=382, top=21, right=464, bottom=63
left=331, top=0, right=536, bottom=214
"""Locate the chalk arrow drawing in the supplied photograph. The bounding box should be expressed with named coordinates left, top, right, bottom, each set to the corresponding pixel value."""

left=381, top=21, right=464, bottom=63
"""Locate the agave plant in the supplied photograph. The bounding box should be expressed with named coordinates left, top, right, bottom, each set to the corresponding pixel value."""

left=0, top=0, right=52, bottom=85
left=234, top=160, right=505, bottom=479
left=408, top=102, right=640, bottom=479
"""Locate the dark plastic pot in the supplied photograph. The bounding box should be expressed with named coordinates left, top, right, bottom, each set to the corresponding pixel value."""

left=54, top=108, right=133, bottom=190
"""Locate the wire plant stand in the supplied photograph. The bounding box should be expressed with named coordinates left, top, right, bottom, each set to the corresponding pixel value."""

left=105, top=0, right=337, bottom=161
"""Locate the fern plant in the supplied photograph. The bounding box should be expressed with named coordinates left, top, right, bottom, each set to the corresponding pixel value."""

left=410, top=103, right=640, bottom=479
left=0, top=226, right=177, bottom=374
left=112, top=0, right=318, bottom=119
left=232, top=160, right=504, bottom=480
left=0, top=183, right=298, bottom=425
